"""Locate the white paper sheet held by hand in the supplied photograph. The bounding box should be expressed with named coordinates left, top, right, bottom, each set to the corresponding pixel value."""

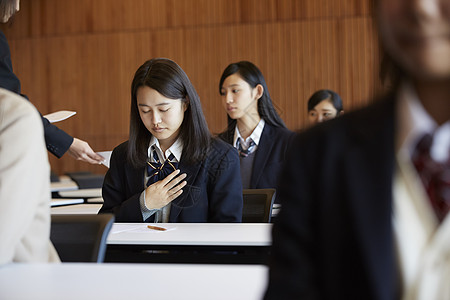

left=96, top=151, right=112, bottom=168
left=44, top=110, right=76, bottom=123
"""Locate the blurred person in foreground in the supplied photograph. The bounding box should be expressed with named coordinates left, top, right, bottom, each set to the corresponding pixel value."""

left=0, top=89, right=59, bottom=263
left=265, top=0, right=450, bottom=299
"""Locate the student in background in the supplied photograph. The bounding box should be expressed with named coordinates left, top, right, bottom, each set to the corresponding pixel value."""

left=100, top=58, right=242, bottom=223
left=307, top=89, right=343, bottom=125
left=0, top=0, right=103, bottom=164
left=265, top=0, right=450, bottom=298
left=218, top=61, right=294, bottom=203
left=0, top=88, right=59, bottom=264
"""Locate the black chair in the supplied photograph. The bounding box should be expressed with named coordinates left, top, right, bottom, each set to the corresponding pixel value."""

left=242, top=188, right=276, bottom=223
left=65, top=171, right=105, bottom=189
left=50, top=213, right=114, bottom=263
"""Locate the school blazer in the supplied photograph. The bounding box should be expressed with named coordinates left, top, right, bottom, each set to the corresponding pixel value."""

left=100, top=138, right=243, bottom=223
left=219, top=123, right=294, bottom=203
left=0, top=31, right=72, bottom=158
left=265, top=96, right=399, bottom=300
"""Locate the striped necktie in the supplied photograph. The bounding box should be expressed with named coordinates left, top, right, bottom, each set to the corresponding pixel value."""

left=146, top=149, right=178, bottom=186
left=237, top=138, right=256, bottom=158
left=412, top=133, right=450, bottom=222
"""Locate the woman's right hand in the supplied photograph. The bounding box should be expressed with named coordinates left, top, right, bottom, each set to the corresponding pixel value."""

left=144, top=169, right=187, bottom=209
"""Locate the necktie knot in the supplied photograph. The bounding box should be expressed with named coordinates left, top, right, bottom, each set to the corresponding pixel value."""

left=412, top=133, right=450, bottom=222
left=237, top=138, right=256, bottom=158
left=146, top=149, right=178, bottom=186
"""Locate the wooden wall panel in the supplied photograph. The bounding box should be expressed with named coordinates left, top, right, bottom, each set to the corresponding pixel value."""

left=4, top=0, right=374, bottom=38
left=2, top=0, right=380, bottom=175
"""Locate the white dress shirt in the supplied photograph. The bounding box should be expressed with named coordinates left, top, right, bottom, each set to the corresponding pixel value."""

left=393, top=82, right=450, bottom=300
left=233, top=119, right=265, bottom=153
left=139, top=136, right=183, bottom=222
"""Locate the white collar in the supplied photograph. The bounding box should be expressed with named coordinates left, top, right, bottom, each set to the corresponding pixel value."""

left=233, top=119, right=265, bottom=148
left=396, top=81, right=450, bottom=162
left=148, top=136, right=183, bottom=162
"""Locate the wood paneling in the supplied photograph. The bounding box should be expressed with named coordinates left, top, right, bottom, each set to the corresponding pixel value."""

left=2, top=0, right=379, bottom=175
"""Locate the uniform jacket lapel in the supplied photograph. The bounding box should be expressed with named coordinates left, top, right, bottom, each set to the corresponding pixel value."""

left=169, top=161, right=202, bottom=221
left=251, top=124, right=275, bottom=188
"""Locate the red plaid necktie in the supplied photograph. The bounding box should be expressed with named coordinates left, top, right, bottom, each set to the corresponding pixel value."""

left=412, top=133, right=450, bottom=222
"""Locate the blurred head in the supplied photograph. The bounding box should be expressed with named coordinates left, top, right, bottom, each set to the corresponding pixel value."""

left=377, top=0, right=450, bottom=81
left=129, top=58, right=210, bottom=166
left=0, top=0, right=19, bottom=23
left=307, top=89, right=343, bottom=125
left=219, top=61, right=286, bottom=130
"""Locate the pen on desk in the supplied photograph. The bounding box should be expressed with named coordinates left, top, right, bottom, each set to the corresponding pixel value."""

left=147, top=225, right=167, bottom=231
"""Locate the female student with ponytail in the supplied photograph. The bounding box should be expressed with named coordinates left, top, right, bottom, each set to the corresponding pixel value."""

left=100, top=58, right=243, bottom=223
left=218, top=61, right=294, bottom=203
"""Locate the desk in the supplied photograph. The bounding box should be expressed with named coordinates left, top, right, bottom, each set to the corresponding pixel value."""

left=51, top=204, right=102, bottom=214
left=50, top=179, right=78, bottom=192
left=106, top=223, right=272, bottom=264
left=58, top=188, right=102, bottom=198
left=0, top=263, right=268, bottom=300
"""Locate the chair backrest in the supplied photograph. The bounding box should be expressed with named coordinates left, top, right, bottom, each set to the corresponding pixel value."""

left=242, top=188, right=276, bottom=223
left=50, top=213, right=114, bottom=263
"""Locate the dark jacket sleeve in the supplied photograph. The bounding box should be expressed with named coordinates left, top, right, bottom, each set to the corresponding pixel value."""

left=0, top=30, right=73, bottom=158
left=206, top=139, right=243, bottom=222
left=42, top=117, right=73, bottom=158
left=99, top=142, right=145, bottom=222
left=264, top=133, right=320, bottom=299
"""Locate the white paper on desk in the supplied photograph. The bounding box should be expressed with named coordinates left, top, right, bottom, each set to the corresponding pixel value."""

left=43, top=110, right=76, bottom=123
left=111, top=225, right=177, bottom=234
left=50, top=198, right=84, bottom=207
left=96, top=151, right=112, bottom=168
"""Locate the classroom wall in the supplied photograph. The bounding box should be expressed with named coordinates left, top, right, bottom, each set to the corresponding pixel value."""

left=2, top=0, right=381, bottom=175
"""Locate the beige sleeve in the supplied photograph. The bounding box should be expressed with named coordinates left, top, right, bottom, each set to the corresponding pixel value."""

left=0, top=89, right=60, bottom=263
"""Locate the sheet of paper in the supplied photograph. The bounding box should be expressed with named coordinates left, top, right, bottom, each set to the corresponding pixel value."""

left=111, top=224, right=177, bottom=234
left=43, top=110, right=76, bottom=123
left=50, top=198, right=84, bottom=207
left=96, top=151, right=112, bottom=168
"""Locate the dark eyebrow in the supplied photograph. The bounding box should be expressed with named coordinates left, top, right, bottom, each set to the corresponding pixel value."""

left=138, top=102, right=171, bottom=107
left=222, top=84, right=241, bottom=89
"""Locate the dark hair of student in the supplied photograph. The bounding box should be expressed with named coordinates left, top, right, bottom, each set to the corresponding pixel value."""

left=307, top=89, right=344, bottom=115
left=218, top=61, right=287, bottom=136
left=128, top=58, right=211, bottom=168
left=379, top=50, right=405, bottom=93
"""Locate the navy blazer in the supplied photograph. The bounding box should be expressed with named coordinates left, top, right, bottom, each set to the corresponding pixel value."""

left=0, top=31, right=72, bottom=158
left=219, top=123, right=294, bottom=203
left=100, top=138, right=243, bottom=223
left=265, top=96, right=398, bottom=300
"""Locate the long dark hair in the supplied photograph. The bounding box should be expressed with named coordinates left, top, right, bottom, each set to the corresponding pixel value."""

left=128, top=58, right=211, bottom=167
left=307, top=89, right=343, bottom=115
left=218, top=61, right=286, bottom=138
